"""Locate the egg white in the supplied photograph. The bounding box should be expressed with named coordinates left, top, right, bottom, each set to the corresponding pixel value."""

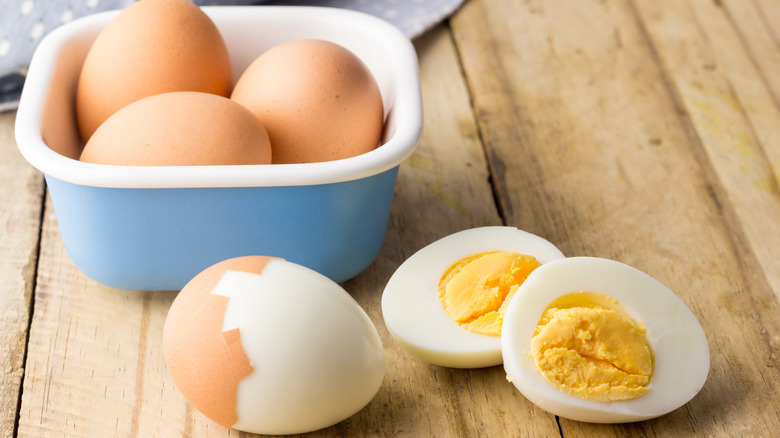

left=381, top=226, right=565, bottom=368
left=501, top=257, right=710, bottom=423
left=215, top=259, right=385, bottom=435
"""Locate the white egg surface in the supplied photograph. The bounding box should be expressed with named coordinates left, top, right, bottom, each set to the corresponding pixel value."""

left=501, top=257, right=710, bottom=423
left=381, top=227, right=565, bottom=368
left=163, top=256, right=385, bottom=435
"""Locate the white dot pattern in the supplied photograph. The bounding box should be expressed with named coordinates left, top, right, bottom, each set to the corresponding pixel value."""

left=61, top=9, right=74, bottom=23
left=30, top=22, right=45, bottom=40
left=20, top=1, right=34, bottom=15
left=0, top=40, right=10, bottom=58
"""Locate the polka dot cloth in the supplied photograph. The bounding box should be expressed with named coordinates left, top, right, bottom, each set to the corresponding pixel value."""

left=0, top=0, right=464, bottom=111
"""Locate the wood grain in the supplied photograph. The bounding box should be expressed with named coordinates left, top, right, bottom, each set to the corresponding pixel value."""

left=0, top=111, right=44, bottom=438
left=450, top=0, right=780, bottom=435
left=338, top=25, right=559, bottom=438
left=636, top=0, right=780, bottom=296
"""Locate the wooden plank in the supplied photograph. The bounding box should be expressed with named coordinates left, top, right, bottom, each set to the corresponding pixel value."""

left=340, top=24, right=559, bottom=438
left=16, top=22, right=542, bottom=436
left=450, top=0, right=779, bottom=435
left=751, top=0, right=780, bottom=95
left=723, top=0, right=780, bottom=107
left=635, top=0, right=780, bottom=296
left=17, top=196, right=178, bottom=436
left=0, top=110, right=45, bottom=438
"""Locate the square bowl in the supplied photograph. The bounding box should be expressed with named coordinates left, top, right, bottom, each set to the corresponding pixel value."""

left=15, top=6, right=422, bottom=291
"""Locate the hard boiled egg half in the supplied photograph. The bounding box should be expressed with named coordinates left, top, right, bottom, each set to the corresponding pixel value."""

left=381, top=227, right=566, bottom=368
left=163, top=256, right=384, bottom=435
left=501, top=257, right=710, bottom=423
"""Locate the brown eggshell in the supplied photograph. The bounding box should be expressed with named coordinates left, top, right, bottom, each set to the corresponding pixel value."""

left=163, top=256, right=276, bottom=428
left=76, top=0, right=233, bottom=142
left=231, top=39, right=384, bottom=164
left=79, top=92, right=272, bottom=166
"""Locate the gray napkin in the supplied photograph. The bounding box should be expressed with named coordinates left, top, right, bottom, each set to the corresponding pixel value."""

left=0, top=0, right=464, bottom=111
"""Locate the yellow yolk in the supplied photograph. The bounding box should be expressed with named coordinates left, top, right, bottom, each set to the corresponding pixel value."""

left=439, top=251, right=541, bottom=336
left=531, top=292, right=653, bottom=402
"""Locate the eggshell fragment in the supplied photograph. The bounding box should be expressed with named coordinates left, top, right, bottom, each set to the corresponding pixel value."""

left=231, top=39, right=384, bottom=164
left=79, top=92, right=272, bottom=166
left=163, top=256, right=385, bottom=435
left=76, top=0, right=233, bottom=142
left=163, top=256, right=269, bottom=427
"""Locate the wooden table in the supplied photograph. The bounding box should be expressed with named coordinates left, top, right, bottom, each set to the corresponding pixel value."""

left=2, top=0, right=779, bottom=436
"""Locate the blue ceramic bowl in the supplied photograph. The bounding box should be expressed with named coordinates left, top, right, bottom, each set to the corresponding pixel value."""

left=15, top=6, right=422, bottom=291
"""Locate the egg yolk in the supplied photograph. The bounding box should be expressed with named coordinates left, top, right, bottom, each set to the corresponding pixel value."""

left=439, top=251, right=541, bottom=336
left=531, top=292, right=654, bottom=402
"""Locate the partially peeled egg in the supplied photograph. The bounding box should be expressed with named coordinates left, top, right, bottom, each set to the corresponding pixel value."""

left=381, top=227, right=565, bottom=368
left=163, top=256, right=385, bottom=435
left=501, top=257, right=710, bottom=423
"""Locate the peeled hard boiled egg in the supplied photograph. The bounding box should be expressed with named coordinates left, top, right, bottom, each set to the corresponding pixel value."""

left=76, top=0, right=233, bottom=142
left=163, top=256, right=385, bottom=435
left=79, top=92, right=271, bottom=166
left=231, top=39, right=384, bottom=164
left=381, top=227, right=565, bottom=368
left=501, top=257, right=710, bottom=423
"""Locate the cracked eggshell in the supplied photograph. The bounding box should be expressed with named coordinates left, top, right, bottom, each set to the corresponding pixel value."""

left=163, top=256, right=385, bottom=435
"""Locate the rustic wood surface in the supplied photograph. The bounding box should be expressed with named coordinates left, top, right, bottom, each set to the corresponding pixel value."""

left=1, top=0, right=779, bottom=436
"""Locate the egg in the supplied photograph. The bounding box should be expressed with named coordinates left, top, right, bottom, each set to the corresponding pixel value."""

left=501, top=257, right=710, bottom=423
left=76, top=0, right=233, bottom=142
left=163, top=256, right=385, bottom=435
left=79, top=92, right=271, bottom=166
left=381, top=227, right=565, bottom=368
left=231, top=39, right=384, bottom=164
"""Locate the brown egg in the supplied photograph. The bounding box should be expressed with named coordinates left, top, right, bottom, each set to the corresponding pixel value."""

left=231, top=39, right=384, bottom=164
left=79, top=92, right=272, bottom=166
left=76, top=0, right=233, bottom=142
left=162, top=255, right=385, bottom=434
left=163, top=256, right=274, bottom=428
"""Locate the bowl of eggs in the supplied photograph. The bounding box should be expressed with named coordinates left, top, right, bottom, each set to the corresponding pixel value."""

left=14, top=0, right=422, bottom=291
